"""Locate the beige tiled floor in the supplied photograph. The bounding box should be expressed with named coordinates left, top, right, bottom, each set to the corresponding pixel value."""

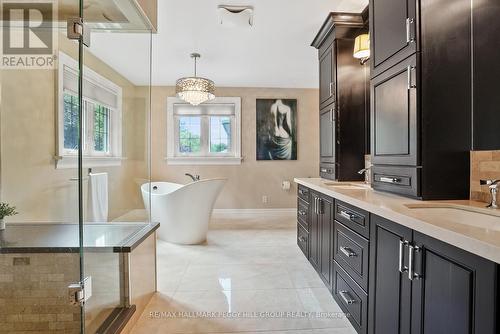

left=130, top=213, right=356, bottom=334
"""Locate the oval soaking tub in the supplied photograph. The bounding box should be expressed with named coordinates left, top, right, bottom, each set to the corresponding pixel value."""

left=141, top=178, right=227, bottom=244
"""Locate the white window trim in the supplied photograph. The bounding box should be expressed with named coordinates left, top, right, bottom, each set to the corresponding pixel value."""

left=56, top=52, right=123, bottom=169
left=166, top=97, right=242, bottom=165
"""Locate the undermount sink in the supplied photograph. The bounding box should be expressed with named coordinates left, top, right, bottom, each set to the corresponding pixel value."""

left=322, top=182, right=368, bottom=190
left=404, top=203, right=500, bottom=231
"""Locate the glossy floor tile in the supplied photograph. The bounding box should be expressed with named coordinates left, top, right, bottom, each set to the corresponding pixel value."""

left=130, top=213, right=356, bottom=334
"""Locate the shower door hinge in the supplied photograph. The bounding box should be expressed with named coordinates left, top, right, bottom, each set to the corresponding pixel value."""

left=67, top=18, right=91, bottom=47
left=68, top=276, right=92, bottom=306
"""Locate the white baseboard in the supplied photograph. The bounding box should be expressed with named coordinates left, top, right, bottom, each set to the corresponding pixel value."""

left=212, top=208, right=296, bottom=216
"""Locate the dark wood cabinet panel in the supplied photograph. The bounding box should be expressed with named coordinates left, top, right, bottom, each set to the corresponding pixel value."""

left=297, top=224, right=309, bottom=258
left=332, top=261, right=368, bottom=334
left=370, top=0, right=417, bottom=77
left=333, top=221, right=369, bottom=291
left=411, top=232, right=498, bottom=334
left=319, top=43, right=336, bottom=109
left=319, top=194, right=334, bottom=287
left=309, top=192, right=320, bottom=271
left=320, top=106, right=336, bottom=165
left=368, top=215, right=412, bottom=334
left=371, top=55, right=418, bottom=166
left=473, top=2, right=500, bottom=150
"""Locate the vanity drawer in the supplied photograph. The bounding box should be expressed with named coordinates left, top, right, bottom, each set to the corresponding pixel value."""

left=332, top=261, right=368, bottom=334
left=297, top=198, right=309, bottom=229
left=298, top=185, right=310, bottom=203
left=333, top=221, right=369, bottom=292
left=371, top=165, right=420, bottom=198
left=335, top=200, right=370, bottom=239
left=297, top=224, right=309, bottom=258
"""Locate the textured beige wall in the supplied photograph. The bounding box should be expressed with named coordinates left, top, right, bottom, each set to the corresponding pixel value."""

left=150, top=86, right=320, bottom=209
left=0, top=34, right=149, bottom=223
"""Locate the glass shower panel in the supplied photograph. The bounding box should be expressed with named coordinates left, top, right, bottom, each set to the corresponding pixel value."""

left=81, top=2, right=153, bottom=332
left=0, top=0, right=83, bottom=333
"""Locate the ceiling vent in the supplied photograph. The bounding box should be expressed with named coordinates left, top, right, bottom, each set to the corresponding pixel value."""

left=218, top=5, right=254, bottom=28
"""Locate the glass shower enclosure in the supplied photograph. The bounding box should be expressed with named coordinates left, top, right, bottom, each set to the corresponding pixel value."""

left=0, top=1, right=155, bottom=333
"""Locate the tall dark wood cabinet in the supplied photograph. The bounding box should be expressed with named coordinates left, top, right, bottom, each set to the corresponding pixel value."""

left=370, top=0, right=472, bottom=199
left=312, top=10, right=370, bottom=181
left=369, top=215, right=499, bottom=334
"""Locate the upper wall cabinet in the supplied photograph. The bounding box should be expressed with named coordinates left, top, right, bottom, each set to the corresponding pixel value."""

left=370, top=0, right=417, bottom=77
left=369, top=0, right=472, bottom=199
left=312, top=10, right=370, bottom=181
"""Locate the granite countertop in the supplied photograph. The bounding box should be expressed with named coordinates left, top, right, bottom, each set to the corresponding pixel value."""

left=295, top=178, right=500, bottom=264
left=0, top=222, right=160, bottom=254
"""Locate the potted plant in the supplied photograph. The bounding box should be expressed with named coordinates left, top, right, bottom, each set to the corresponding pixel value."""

left=0, top=202, right=18, bottom=230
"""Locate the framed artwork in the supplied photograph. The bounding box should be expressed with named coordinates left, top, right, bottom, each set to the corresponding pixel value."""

left=256, top=99, right=297, bottom=160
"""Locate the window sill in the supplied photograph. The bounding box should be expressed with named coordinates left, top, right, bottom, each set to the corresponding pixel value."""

left=55, top=155, right=124, bottom=169
left=165, top=156, right=243, bottom=166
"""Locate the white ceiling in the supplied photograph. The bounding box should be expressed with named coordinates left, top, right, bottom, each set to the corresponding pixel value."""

left=89, top=0, right=368, bottom=88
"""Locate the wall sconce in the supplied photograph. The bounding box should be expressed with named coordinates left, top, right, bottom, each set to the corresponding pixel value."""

left=353, top=33, right=370, bottom=65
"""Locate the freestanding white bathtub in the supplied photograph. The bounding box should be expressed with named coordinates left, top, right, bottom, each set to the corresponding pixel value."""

left=141, top=178, right=227, bottom=245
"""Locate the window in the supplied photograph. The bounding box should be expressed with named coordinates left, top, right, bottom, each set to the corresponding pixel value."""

left=166, top=97, right=242, bottom=165
left=57, top=52, right=122, bottom=169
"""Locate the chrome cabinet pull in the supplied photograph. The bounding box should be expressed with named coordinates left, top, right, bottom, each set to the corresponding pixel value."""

left=298, top=236, right=307, bottom=243
left=339, top=210, right=353, bottom=221
left=298, top=210, right=306, bottom=216
left=330, top=108, right=334, bottom=122
left=406, top=18, right=415, bottom=43
left=329, top=82, right=334, bottom=97
left=317, top=198, right=323, bottom=215
left=399, top=240, right=409, bottom=273
left=408, top=245, right=422, bottom=280
left=339, top=290, right=356, bottom=305
left=340, top=246, right=357, bottom=257
left=380, top=177, right=402, bottom=184
left=407, top=66, right=416, bottom=90
left=314, top=197, right=318, bottom=214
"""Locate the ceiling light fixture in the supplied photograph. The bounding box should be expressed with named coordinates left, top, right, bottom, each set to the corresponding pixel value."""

left=176, top=53, right=215, bottom=106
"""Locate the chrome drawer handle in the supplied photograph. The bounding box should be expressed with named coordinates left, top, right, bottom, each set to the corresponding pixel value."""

left=380, top=177, right=402, bottom=184
left=299, top=189, right=308, bottom=195
left=339, top=290, right=356, bottom=305
left=340, top=246, right=357, bottom=257
left=339, top=210, right=353, bottom=221
left=408, top=244, right=422, bottom=280
left=399, top=240, right=409, bottom=273
left=298, top=210, right=307, bottom=216
left=298, top=236, right=307, bottom=243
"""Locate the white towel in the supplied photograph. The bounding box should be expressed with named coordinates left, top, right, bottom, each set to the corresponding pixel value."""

left=87, top=173, right=108, bottom=222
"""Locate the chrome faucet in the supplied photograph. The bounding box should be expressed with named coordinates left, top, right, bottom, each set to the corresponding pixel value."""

left=357, top=166, right=372, bottom=175
left=480, top=179, right=500, bottom=209
left=185, top=173, right=200, bottom=182
left=358, top=166, right=372, bottom=184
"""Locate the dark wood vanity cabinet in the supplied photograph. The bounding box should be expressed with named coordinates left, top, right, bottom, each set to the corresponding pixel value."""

left=312, top=11, right=370, bottom=181
left=369, top=0, right=472, bottom=199
left=369, top=215, right=499, bottom=334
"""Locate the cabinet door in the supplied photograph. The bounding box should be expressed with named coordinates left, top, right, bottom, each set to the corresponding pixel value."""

left=411, top=232, right=498, bottom=334
left=370, top=0, right=417, bottom=77
left=319, top=195, right=334, bottom=288
left=371, top=55, right=418, bottom=166
left=319, top=41, right=336, bottom=108
left=320, top=106, right=336, bottom=165
left=368, top=215, right=412, bottom=334
left=308, top=193, right=320, bottom=270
